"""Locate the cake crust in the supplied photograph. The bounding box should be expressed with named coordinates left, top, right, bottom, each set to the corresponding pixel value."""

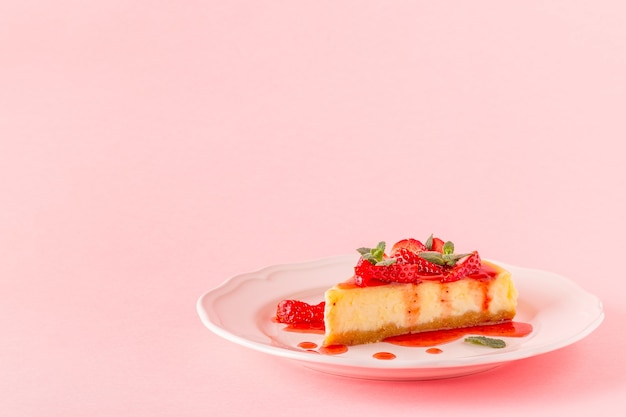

left=324, top=309, right=515, bottom=346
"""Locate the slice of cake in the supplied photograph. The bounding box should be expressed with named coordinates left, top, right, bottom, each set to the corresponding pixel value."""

left=275, top=235, right=518, bottom=347
left=323, top=260, right=517, bottom=346
left=323, top=236, right=517, bottom=346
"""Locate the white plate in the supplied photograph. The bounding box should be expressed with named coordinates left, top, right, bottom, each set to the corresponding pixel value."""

left=197, top=255, right=604, bottom=380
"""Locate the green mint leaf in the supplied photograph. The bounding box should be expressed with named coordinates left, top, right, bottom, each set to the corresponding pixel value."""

left=452, top=253, right=471, bottom=262
left=464, top=336, right=506, bottom=349
left=441, top=252, right=471, bottom=266
left=375, top=258, right=397, bottom=266
left=357, top=241, right=388, bottom=265
left=356, top=247, right=372, bottom=256
left=442, top=241, right=454, bottom=255
left=371, top=242, right=385, bottom=261
left=418, top=251, right=446, bottom=266
left=361, top=253, right=376, bottom=264
left=425, top=234, right=434, bottom=250
left=441, top=254, right=455, bottom=266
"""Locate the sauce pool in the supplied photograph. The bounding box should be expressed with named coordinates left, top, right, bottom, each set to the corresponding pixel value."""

left=297, top=341, right=318, bottom=350
left=291, top=321, right=532, bottom=356
left=318, top=344, right=349, bottom=355
left=373, top=352, right=396, bottom=360
left=384, top=321, right=533, bottom=347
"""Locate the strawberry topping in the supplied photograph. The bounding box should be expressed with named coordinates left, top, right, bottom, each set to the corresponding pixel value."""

left=440, top=251, right=482, bottom=282
left=354, top=235, right=482, bottom=286
left=390, top=238, right=427, bottom=255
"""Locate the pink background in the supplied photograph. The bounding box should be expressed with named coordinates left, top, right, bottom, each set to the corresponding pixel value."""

left=1, top=1, right=624, bottom=415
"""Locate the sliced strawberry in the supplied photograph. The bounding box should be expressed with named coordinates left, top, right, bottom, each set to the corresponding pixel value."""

left=390, top=238, right=427, bottom=256
left=392, top=248, right=446, bottom=274
left=354, top=237, right=482, bottom=286
left=353, top=255, right=381, bottom=285
left=390, top=239, right=443, bottom=273
left=441, top=251, right=482, bottom=282
left=431, top=237, right=445, bottom=252
left=354, top=251, right=445, bottom=285
left=356, top=260, right=426, bottom=284
left=275, top=300, right=325, bottom=324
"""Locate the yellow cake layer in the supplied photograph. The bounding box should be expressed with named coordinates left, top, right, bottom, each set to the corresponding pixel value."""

left=323, top=260, right=517, bottom=346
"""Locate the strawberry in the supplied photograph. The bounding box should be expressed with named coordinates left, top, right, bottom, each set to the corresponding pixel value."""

left=441, top=251, right=482, bottom=282
left=353, top=257, right=386, bottom=286
left=392, top=248, right=446, bottom=274
left=355, top=239, right=445, bottom=286
left=275, top=300, right=325, bottom=324
left=355, top=259, right=444, bottom=285
left=424, top=234, right=446, bottom=252
left=432, top=237, right=445, bottom=252
left=390, top=238, right=443, bottom=273
left=390, top=238, right=427, bottom=256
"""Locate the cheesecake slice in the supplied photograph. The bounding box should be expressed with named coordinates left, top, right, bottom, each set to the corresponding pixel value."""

left=323, top=260, right=517, bottom=346
left=274, top=235, right=519, bottom=348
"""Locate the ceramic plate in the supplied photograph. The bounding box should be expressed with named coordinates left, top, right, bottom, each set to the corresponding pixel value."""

left=197, top=255, right=604, bottom=380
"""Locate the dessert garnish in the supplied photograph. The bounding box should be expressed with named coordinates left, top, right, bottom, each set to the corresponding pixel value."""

left=464, top=336, right=506, bottom=349
left=354, top=234, right=482, bottom=286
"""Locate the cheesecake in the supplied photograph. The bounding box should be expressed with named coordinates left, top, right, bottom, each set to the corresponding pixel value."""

left=275, top=235, right=518, bottom=347
left=323, top=259, right=517, bottom=346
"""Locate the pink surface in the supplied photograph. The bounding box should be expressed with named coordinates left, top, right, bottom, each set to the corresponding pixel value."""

left=1, top=1, right=624, bottom=415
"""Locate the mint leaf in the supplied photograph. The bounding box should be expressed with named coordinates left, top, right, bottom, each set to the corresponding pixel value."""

left=357, top=241, right=389, bottom=265
left=464, top=336, right=506, bottom=349
left=361, top=253, right=376, bottom=263
left=371, top=241, right=385, bottom=260
left=424, top=234, right=434, bottom=250
left=418, top=251, right=446, bottom=265
left=442, top=241, right=454, bottom=255
left=375, top=258, right=397, bottom=266
left=441, top=252, right=471, bottom=266
left=356, top=247, right=371, bottom=255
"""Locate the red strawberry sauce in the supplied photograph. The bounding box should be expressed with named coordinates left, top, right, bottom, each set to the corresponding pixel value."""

left=292, top=321, right=532, bottom=358
left=384, top=321, right=533, bottom=347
